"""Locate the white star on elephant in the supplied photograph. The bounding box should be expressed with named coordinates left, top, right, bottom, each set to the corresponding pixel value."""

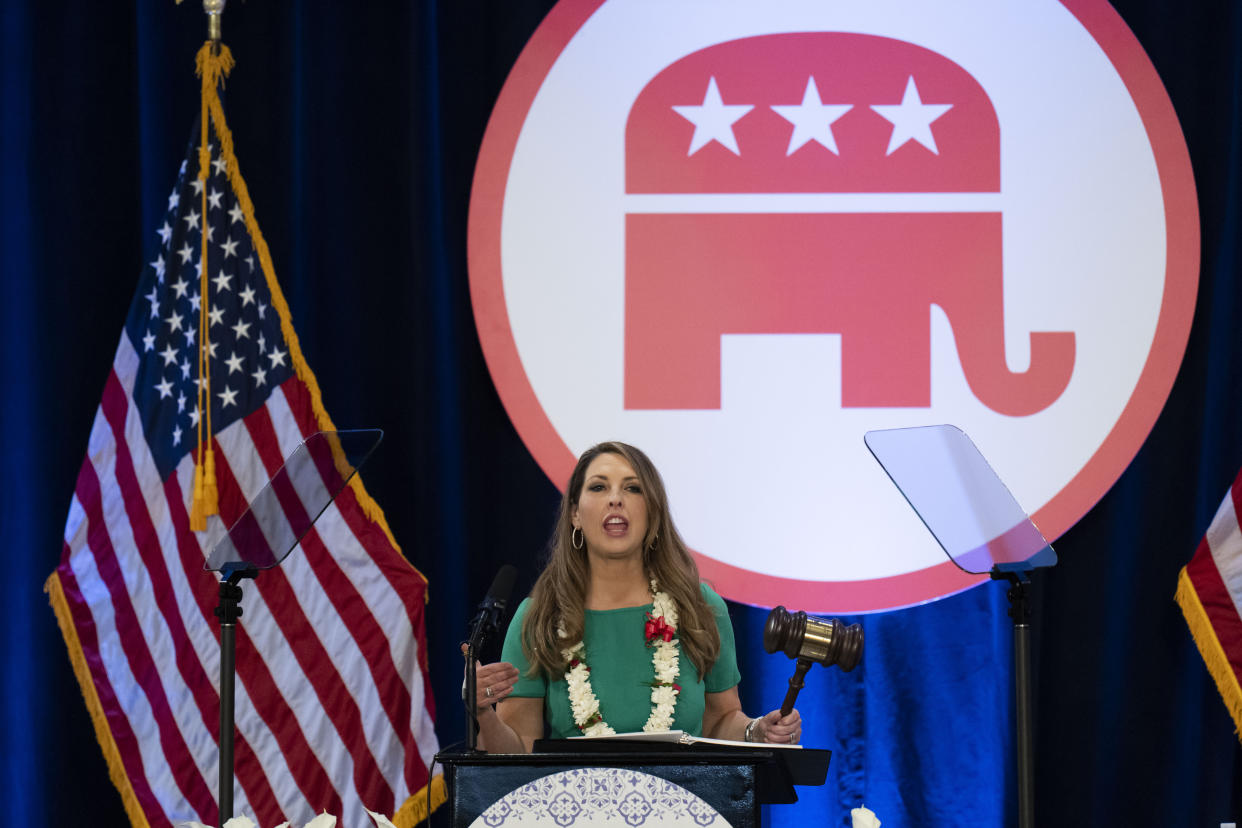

left=672, top=77, right=754, bottom=156
left=771, top=77, right=853, bottom=155
left=871, top=76, right=953, bottom=155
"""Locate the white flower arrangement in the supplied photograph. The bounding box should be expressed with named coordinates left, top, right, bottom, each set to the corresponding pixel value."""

left=559, top=580, right=681, bottom=735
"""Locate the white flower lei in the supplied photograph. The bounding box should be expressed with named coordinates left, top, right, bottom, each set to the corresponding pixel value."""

left=559, top=580, right=681, bottom=736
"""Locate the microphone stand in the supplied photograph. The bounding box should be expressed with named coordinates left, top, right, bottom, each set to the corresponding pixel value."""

left=462, top=564, right=515, bottom=753
left=463, top=606, right=499, bottom=753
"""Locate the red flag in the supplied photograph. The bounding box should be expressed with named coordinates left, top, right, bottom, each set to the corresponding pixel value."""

left=45, top=45, right=441, bottom=828
left=1176, top=468, right=1242, bottom=740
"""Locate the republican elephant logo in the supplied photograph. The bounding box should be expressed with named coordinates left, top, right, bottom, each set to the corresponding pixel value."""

left=623, top=33, right=1075, bottom=416
left=467, top=0, right=1197, bottom=612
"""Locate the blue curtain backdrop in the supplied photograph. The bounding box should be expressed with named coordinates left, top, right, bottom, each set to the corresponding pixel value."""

left=2, top=1, right=1240, bottom=826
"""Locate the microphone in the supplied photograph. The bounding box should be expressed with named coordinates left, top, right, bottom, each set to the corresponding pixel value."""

left=464, top=564, right=517, bottom=752
left=469, top=564, right=516, bottom=636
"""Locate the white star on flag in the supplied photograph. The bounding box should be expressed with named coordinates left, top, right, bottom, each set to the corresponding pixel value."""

left=871, top=76, right=953, bottom=155
left=771, top=77, right=853, bottom=156
left=672, top=77, right=754, bottom=156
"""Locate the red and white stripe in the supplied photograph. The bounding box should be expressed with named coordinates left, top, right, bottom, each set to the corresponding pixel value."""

left=1186, top=473, right=1242, bottom=680
left=55, top=333, right=437, bottom=828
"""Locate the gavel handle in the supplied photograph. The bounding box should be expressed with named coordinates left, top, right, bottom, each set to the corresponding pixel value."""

left=780, top=658, right=813, bottom=717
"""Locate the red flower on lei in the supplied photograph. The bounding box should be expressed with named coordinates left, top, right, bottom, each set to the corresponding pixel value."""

left=645, top=612, right=675, bottom=645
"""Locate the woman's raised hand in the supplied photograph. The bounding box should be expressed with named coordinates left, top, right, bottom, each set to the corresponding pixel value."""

left=462, top=643, right=520, bottom=712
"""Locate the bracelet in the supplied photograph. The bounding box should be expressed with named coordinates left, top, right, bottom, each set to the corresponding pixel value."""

left=743, top=718, right=759, bottom=743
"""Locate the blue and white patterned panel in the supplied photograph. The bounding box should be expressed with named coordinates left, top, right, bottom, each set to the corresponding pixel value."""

left=470, top=768, right=729, bottom=828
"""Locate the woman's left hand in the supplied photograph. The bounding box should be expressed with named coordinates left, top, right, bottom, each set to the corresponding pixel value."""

left=756, top=708, right=802, bottom=745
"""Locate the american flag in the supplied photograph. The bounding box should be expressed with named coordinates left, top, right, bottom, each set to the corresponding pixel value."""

left=1177, top=468, right=1242, bottom=741
left=46, top=105, right=440, bottom=828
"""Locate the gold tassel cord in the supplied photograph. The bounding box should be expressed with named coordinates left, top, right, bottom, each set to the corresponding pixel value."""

left=189, top=41, right=234, bottom=531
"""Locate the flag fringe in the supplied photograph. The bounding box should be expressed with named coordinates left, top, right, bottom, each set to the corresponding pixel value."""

left=392, top=773, right=447, bottom=828
left=1175, top=568, right=1242, bottom=740
left=198, top=63, right=430, bottom=598
left=45, top=571, right=153, bottom=828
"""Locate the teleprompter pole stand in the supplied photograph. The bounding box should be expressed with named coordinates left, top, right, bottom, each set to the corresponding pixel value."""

left=215, top=563, right=257, bottom=827
left=992, top=568, right=1034, bottom=828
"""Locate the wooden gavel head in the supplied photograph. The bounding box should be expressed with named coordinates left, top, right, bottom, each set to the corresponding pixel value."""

left=764, top=606, right=864, bottom=672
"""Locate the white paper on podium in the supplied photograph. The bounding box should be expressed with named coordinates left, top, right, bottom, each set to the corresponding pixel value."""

left=569, top=729, right=802, bottom=750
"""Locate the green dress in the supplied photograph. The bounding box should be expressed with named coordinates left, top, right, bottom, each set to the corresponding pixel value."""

left=501, top=583, right=741, bottom=738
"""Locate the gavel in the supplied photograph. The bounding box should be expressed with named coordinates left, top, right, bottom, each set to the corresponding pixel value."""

left=764, top=606, right=864, bottom=715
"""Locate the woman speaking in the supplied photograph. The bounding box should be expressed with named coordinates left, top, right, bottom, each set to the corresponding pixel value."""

left=470, top=441, right=802, bottom=752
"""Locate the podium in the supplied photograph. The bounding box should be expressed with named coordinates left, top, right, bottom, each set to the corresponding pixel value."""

left=439, top=741, right=830, bottom=828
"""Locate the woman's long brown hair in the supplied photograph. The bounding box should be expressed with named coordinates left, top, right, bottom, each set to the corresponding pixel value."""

left=519, top=442, right=722, bottom=680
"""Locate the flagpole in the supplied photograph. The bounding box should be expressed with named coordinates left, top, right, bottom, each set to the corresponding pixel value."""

left=197, top=6, right=232, bottom=824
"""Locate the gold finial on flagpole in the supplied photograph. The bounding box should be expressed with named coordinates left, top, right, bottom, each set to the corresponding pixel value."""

left=173, top=0, right=226, bottom=44
left=204, top=0, right=226, bottom=42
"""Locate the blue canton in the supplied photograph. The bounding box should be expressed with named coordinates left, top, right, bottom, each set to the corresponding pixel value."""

left=125, top=119, right=294, bottom=479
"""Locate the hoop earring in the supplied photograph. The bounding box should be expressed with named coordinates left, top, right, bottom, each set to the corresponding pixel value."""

left=572, top=527, right=584, bottom=550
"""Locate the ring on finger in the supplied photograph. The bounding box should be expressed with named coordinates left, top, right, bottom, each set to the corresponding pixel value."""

left=485, top=685, right=494, bottom=698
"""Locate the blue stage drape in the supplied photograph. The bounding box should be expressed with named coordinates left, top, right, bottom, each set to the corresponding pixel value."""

left=3, top=2, right=1240, bottom=826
